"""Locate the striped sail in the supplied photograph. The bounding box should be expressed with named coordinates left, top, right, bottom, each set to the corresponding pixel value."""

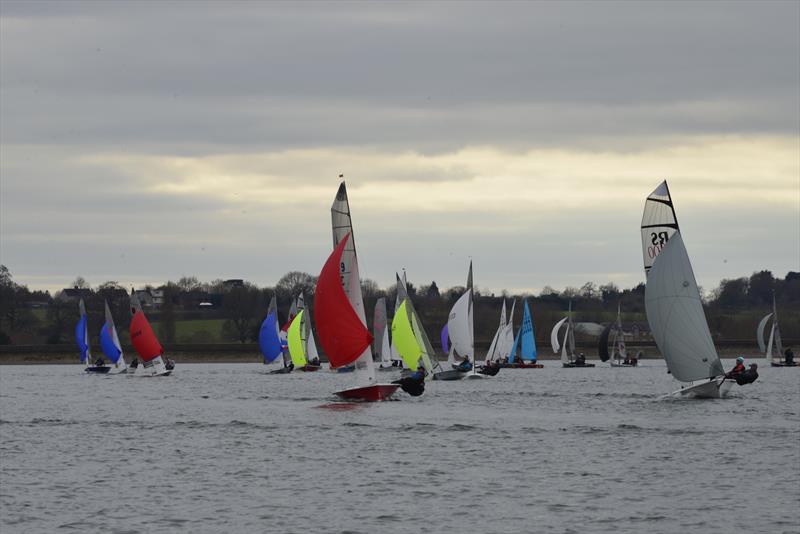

left=641, top=180, right=679, bottom=275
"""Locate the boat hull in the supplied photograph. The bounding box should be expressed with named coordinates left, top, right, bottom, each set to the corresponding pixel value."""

left=299, top=365, right=321, bottom=372
left=673, top=377, right=733, bottom=399
left=500, top=362, right=544, bottom=369
left=85, top=366, right=111, bottom=374
left=334, top=384, right=399, bottom=402
left=432, top=369, right=465, bottom=381
left=770, top=361, right=797, bottom=367
left=465, top=372, right=488, bottom=379
left=563, top=362, right=595, bottom=368
left=269, top=367, right=292, bottom=374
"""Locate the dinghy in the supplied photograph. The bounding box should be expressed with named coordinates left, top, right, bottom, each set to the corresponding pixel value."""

left=599, top=304, right=636, bottom=367
left=552, top=303, right=594, bottom=368
left=450, top=262, right=490, bottom=379
left=642, top=181, right=731, bottom=398
left=314, top=181, right=398, bottom=401
left=388, top=272, right=408, bottom=369
left=392, top=271, right=452, bottom=383
left=288, top=293, right=322, bottom=372
left=373, top=297, right=395, bottom=371
left=260, top=295, right=289, bottom=373
left=76, top=299, right=107, bottom=374
left=757, top=293, right=795, bottom=367
left=434, top=324, right=465, bottom=380
left=505, top=299, right=543, bottom=368
left=129, top=291, right=171, bottom=377
left=98, top=300, right=128, bottom=374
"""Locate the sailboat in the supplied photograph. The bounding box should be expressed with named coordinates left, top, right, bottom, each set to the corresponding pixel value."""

left=388, top=272, right=408, bottom=369
left=260, top=295, right=287, bottom=372
left=551, top=302, right=594, bottom=368
left=314, top=181, right=398, bottom=401
left=449, top=262, right=489, bottom=379
left=599, top=304, right=636, bottom=367
left=288, top=292, right=322, bottom=371
left=757, top=292, right=794, bottom=367
left=642, top=180, right=731, bottom=398
left=505, top=299, right=543, bottom=368
left=129, top=291, right=171, bottom=377
left=98, top=300, right=128, bottom=373
left=373, top=297, right=395, bottom=370
left=392, top=271, right=457, bottom=381
left=76, top=299, right=105, bottom=374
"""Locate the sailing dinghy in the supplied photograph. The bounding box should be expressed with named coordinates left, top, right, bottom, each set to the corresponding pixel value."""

left=449, top=262, right=490, bottom=379
left=98, top=300, right=128, bottom=373
left=129, top=291, right=171, bottom=377
left=373, top=297, right=395, bottom=371
left=757, top=293, right=795, bottom=367
left=642, top=181, right=731, bottom=398
left=505, top=299, right=543, bottom=368
left=288, top=292, right=322, bottom=371
left=599, top=304, right=636, bottom=367
left=314, top=181, right=398, bottom=401
left=260, top=295, right=288, bottom=372
left=76, top=299, right=108, bottom=374
left=552, top=303, right=594, bottom=368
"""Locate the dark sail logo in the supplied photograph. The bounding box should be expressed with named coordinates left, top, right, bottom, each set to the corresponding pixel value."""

left=647, top=231, right=671, bottom=259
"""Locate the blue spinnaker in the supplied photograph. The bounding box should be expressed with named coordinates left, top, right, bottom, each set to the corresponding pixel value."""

left=75, top=316, right=89, bottom=363
left=99, top=322, right=122, bottom=363
left=440, top=323, right=449, bottom=354
left=259, top=312, right=282, bottom=363
left=520, top=300, right=538, bottom=361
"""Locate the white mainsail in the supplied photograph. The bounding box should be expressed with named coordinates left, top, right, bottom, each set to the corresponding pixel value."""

left=485, top=299, right=506, bottom=362
left=641, top=180, right=680, bottom=275
left=644, top=231, right=724, bottom=382
left=104, top=300, right=127, bottom=372
left=373, top=297, right=392, bottom=367
left=550, top=317, right=567, bottom=353
left=331, top=182, right=376, bottom=386
left=389, top=271, right=407, bottom=366
left=448, top=289, right=473, bottom=360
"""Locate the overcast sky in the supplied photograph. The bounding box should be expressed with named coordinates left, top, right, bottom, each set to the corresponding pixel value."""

left=1, top=1, right=798, bottom=296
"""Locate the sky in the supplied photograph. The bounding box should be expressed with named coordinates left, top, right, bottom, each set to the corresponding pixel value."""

left=1, top=1, right=798, bottom=296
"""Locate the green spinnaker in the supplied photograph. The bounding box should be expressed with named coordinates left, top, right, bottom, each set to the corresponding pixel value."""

left=391, top=300, right=422, bottom=369
left=287, top=310, right=307, bottom=367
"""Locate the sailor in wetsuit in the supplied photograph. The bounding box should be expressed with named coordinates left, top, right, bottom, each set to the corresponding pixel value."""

left=726, top=356, right=746, bottom=378
left=785, top=347, right=795, bottom=365
left=575, top=353, right=586, bottom=366
left=457, top=357, right=472, bottom=372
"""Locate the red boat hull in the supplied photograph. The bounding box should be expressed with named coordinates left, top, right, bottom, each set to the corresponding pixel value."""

left=335, top=384, right=399, bottom=402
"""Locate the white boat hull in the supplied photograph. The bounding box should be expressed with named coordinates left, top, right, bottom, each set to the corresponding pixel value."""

left=672, top=377, right=733, bottom=399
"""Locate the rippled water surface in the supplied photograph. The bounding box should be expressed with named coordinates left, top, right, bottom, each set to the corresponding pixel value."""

left=1, top=360, right=798, bottom=533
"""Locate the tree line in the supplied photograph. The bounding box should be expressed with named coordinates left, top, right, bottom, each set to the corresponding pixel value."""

left=0, top=265, right=797, bottom=347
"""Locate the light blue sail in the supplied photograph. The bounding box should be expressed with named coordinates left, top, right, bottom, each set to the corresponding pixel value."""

left=75, top=316, right=90, bottom=364
left=99, top=322, right=122, bottom=363
left=509, top=299, right=537, bottom=363
left=259, top=312, right=282, bottom=363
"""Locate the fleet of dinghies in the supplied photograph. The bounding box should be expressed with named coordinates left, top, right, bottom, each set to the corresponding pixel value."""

left=73, top=178, right=774, bottom=400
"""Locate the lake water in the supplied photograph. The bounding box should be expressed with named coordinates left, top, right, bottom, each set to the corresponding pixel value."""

left=1, top=359, right=798, bottom=534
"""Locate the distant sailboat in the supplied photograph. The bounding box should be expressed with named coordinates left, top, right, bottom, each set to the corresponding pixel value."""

left=505, top=300, right=542, bottom=368
left=373, top=297, right=395, bottom=370
left=260, top=295, right=287, bottom=372
left=392, top=272, right=457, bottom=381
left=757, top=292, right=794, bottom=367
left=288, top=292, right=321, bottom=371
left=599, top=304, right=636, bottom=367
left=76, top=299, right=104, bottom=373
left=314, top=181, right=398, bottom=401
left=449, top=261, right=489, bottom=379
left=551, top=302, right=594, bottom=368
left=642, top=181, right=731, bottom=398
left=98, top=300, right=128, bottom=373
left=388, top=272, right=408, bottom=368
left=129, top=291, right=171, bottom=377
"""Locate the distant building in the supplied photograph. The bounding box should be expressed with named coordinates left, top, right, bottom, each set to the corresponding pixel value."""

left=57, top=287, right=93, bottom=303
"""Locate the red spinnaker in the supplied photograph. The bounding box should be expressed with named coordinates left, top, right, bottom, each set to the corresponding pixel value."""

left=314, top=233, right=373, bottom=368
left=130, top=311, right=163, bottom=362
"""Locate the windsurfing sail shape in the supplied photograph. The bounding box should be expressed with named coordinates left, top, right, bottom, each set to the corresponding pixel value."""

left=75, top=299, right=91, bottom=366
left=641, top=180, right=680, bottom=275
left=99, top=300, right=126, bottom=371
left=644, top=231, right=724, bottom=382
left=129, top=291, right=169, bottom=376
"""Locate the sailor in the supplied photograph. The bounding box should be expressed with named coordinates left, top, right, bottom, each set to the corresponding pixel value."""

left=94, top=356, right=106, bottom=367
left=735, top=363, right=759, bottom=385
left=411, top=363, right=427, bottom=381
left=310, top=356, right=320, bottom=366
left=457, top=356, right=472, bottom=371
left=785, top=347, right=795, bottom=365
left=575, top=353, right=586, bottom=366
left=726, top=356, right=746, bottom=378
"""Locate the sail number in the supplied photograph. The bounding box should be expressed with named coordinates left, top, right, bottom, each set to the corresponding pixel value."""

left=647, top=231, right=671, bottom=259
